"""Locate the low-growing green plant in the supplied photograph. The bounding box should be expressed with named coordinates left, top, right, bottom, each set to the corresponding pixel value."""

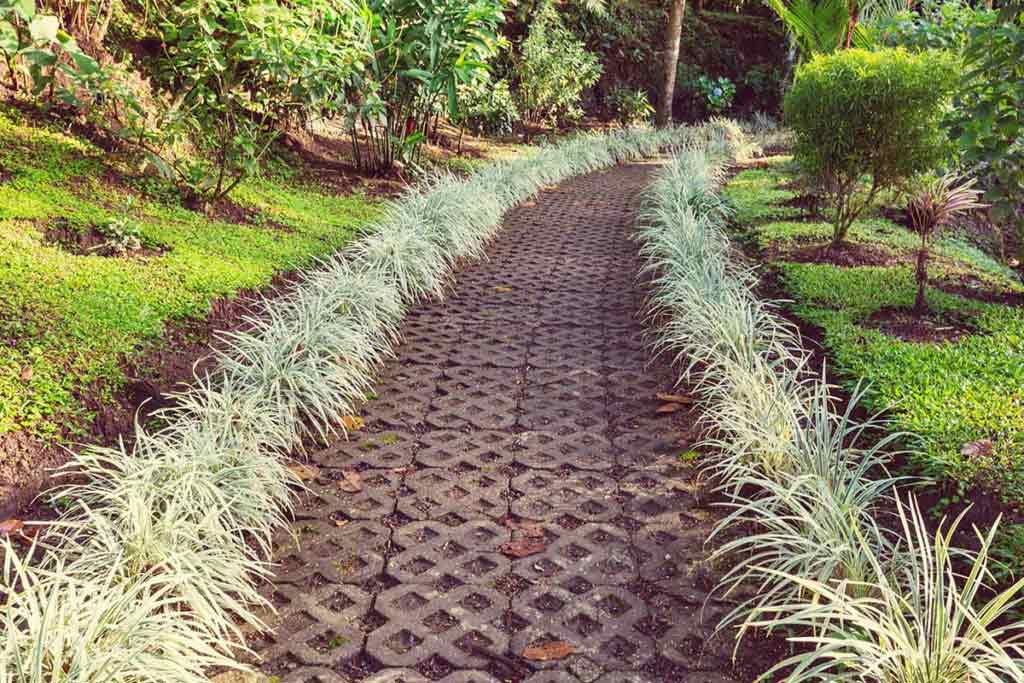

left=907, top=172, right=986, bottom=312
left=785, top=48, right=959, bottom=248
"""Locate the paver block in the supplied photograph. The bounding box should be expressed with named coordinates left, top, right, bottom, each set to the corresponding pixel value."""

left=311, top=430, right=418, bottom=470
left=271, top=520, right=389, bottom=585
left=296, top=469, right=403, bottom=521
left=510, top=523, right=636, bottom=586
left=510, top=470, right=620, bottom=523
left=390, top=520, right=510, bottom=585
left=416, top=430, right=516, bottom=470
left=515, top=431, right=615, bottom=471
left=429, top=369, right=522, bottom=430
left=253, top=582, right=369, bottom=667
left=367, top=585, right=510, bottom=668
left=510, top=586, right=654, bottom=670
left=398, top=467, right=509, bottom=522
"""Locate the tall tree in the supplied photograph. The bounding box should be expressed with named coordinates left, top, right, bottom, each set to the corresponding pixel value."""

left=656, top=0, right=686, bottom=126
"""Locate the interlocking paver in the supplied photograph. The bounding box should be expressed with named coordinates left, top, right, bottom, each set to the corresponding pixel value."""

left=252, top=162, right=773, bottom=683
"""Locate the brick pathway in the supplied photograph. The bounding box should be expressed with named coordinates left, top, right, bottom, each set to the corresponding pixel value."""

left=249, top=162, right=758, bottom=683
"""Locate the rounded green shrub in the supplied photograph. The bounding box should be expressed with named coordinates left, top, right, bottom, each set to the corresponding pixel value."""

left=784, top=48, right=959, bottom=246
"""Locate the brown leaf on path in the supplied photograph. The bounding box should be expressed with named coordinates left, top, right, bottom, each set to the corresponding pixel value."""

left=287, top=463, right=320, bottom=482
left=341, top=415, right=365, bottom=431
left=521, top=640, right=576, bottom=661
left=337, top=469, right=363, bottom=493
left=656, top=392, right=693, bottom=404
left=494, top=286, right=514, bottom=293
left=499, top=538, right=547, bottom=558
left=0, top=519, right=25, bottom=535
left=655, top=403, right=685, bottom=414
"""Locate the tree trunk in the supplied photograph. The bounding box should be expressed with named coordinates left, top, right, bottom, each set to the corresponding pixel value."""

left=914, top=247, right=929, bottom=313
left=656, top=0, right=686, bottom=128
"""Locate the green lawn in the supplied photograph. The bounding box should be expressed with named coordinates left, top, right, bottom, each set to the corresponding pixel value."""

left=725, top=159, right=1024, bottom=503
left=0, top=107, right=380, bottom=442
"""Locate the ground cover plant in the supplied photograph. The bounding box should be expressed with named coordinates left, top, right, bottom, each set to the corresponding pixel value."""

left=0, top=106, right=379, bottom=490
left=0, top=124, right=692, bottom=681
left=722, top=154, right=1024, bottom=507
left=638, top=129, right=1024, bottom=683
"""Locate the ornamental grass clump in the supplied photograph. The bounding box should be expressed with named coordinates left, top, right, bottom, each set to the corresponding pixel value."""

left=753, top=498, right=1024, bottom=683
left=638, top=129, right=1024, bottom=683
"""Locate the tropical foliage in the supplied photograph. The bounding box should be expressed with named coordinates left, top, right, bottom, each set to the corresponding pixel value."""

left=516, top=2, right=602, bottom=125
left=345, top=0, right=504, bottom=172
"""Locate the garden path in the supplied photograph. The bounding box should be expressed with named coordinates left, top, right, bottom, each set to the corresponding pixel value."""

left=248, top=162, right=754, bottom=683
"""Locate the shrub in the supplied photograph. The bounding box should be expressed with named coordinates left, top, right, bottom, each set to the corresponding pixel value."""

left=693, top=74, right=736, bottom=115
left=124, top=0, right=367, bottom=203
left=0, top=0, right=102, bottom=98
left=457, top=77, right=520, bottom=136
left=607, top=86, right=654, bottom=126
left=516, top=3, right=602, bottom=126
left=784, top=48, right=959, bottom=247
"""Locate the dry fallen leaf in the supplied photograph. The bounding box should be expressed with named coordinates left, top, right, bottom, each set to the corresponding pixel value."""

left=287, top=463, right=320, bottom=482
left=0, top=519, right=25, bottom=536
left=494, top=286, right=514, bottom=293
left=337, top=469, right=363, bottom=493
left=341, top=415, right=365, bottom=431
left=656, top=403, right=685, bottom=414
left=656, top=392, right=693, bottom=404
left=960, top=439, right=994, bottom=459
left=500, top=538, right=547, bottom=558
left=522, top=641, right=576, bottom=661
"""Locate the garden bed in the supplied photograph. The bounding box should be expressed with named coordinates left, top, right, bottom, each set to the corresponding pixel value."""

left=723, top=155, right=1024, bottom=535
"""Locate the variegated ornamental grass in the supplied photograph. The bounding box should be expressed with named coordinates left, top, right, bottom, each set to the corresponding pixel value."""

left=637, top=133, right=1024, bottom=682
left=0, top=125, right=695, bottom=682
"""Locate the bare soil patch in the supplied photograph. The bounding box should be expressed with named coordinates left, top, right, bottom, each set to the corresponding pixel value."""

left=865, top=305, right=978, bottom=343
left=44, top=218, right=168, bottom=258
left=935, top=274, right=1024, bottom=307
left=769, top=240, right=901, bottom=268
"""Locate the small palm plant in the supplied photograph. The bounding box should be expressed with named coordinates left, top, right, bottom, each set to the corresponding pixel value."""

left=907, top=173, right=986, bottom=313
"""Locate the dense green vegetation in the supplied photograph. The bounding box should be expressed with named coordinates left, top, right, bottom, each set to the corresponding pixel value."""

left=0, top=107, right=378, bottom=439
left=725, top=158, right=1024, bottom=505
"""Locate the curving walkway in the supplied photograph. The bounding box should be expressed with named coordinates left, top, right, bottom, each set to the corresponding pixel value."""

left=247, top=162, right=758, bottom=683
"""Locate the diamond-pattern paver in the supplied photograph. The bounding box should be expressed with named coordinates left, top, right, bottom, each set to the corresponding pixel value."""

left=251, top=161, right=781, bottom=682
